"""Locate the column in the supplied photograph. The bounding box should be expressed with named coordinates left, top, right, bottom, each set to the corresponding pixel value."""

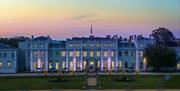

left=108, top=49, right=111, bottom=70
left=135, top=49, right=139, bottom=71
left=115, top=49, right=118, bottom=70
left=66, top=50, right=69, bottom=71
left=80, top=41, right=83, bottom=70
left=30, top=50, right=33, bottom=72
left=73, top=50, right=76, bottom=71
left=45, top=50, right=48, bottom=71
left=101, top=48, right=104, bottom=71
left=37, top=50, right=41, bottom=69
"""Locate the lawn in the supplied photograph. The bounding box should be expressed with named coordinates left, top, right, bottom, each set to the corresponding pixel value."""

left=0, top=75, right=86, bottom=90
left=98, top=75, right=180, bottom=89
left=0, top=75, right=180, bottom=90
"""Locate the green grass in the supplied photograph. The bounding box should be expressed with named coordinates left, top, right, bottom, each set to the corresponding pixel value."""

left=0, top=75, right=180, bottom=90
left=98, top=75, right=180, bottom=89
left=0, top=76, right=85, bottom=90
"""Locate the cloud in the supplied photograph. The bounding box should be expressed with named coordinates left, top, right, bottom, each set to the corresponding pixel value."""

left=66, top=12, right=96, bottom=21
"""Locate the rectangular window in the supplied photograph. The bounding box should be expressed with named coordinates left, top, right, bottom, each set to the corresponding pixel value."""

left=131, top=51, right=134, bottom=57
left=125, top=51, right=128, bottom=56
left=104, top=51, right=108, bottom=57
left=90, top=51, right=94, bottom=57
left=34, top=51, right=37, bottom=57
left=111, top=51, right=114, bottom=57
left=111, top=61, right=114, bottom=69
left=98, top=61, right=100, bottom=68
left=83, top=51, right=87, bottom=57
left=77, top=61, right=80, bottom=68
left=70, top=61, right=73, bottom=71
left=118, top=61, right=122, bottom=67
left=34, top=61, right=37, bottom=69
left=104, top=61, right=108, bottom=69
left=118, top=51, right=122, bottom=56
left=69, top=51, right=73, bottom=57
left=56, top=51, right=60, bottom=57
left=62, top=51, right=66, bottom=57
left=97, top=51, right=100, bottom=57
left=49, top=61, right=53, bottom=69
left=56, top=61, right=59, bottom=70
left=41, top=61, right=44, bottom=69
left=76, top=51, right=80, bottom=57
left=139, top=51, right=143, bottom=57
left=140, top=61, right=143, bottom=68
left=62, top=61, right=65, bottom=69
left=125, top=62, right=128, bottom=68
left=0, top=61, right=2, bottom=69
left=41, top=51, right=45, bottom=57
left=11, top=53, right=15, bottom=58
left=3, top=53, right=7, bottom=58
left=83, top=61, right=86, bottom=69
left=131, top=61, right=135, bottom=68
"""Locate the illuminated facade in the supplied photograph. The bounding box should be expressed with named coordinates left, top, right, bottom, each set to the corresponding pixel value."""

left=18, top=34, right=153, bottom=72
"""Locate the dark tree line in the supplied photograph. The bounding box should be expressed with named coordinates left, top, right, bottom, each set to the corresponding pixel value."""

left=0, top=36, right=30, bottom=48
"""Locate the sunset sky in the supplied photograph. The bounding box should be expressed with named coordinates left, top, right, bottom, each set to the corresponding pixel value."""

left=0, top=0, right=180, bottom=39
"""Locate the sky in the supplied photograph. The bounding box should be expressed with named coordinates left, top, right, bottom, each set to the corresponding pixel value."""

left=0, top=0, right=180, bottom=39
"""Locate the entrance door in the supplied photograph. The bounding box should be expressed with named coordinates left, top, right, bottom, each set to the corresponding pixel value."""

left=87, top=58, right=97, bottom=73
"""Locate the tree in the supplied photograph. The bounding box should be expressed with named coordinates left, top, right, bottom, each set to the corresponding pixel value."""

left=151, top=28, right=176, bottom=47
left=145, top=45, right=177, bottom=71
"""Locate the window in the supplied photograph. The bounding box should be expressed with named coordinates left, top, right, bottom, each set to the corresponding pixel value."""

left=131, top=61, right=135, bottom=68
left=96, top=44, right=100, bottom=47
left=177, top=63, right=180, bottom=69
left=69, top=51, right=73, bottom=57
left=11, top=53, right=15, bottom=58
left=49, top=61, right=53, bottom=69
left=139, top=51, right=143, bottom=57
left=62, top=51, right=66, bottom=57
left=77, top=61, right=80, bottom=68
left=97, top=51, right=100, bottom=57
left=125, top=51, right=128, bottom=56
left=0, top=61, right=2, bottom=69
left=90, top=44, right=94, bottom=47
left=56, top=51, right=60, bottom=57
left=125, top=62, right=128, bottom=68
left=83, top=51, right=87, bottom=57
left=104, top=51, right=108, bottom=57
left=98, top=61, right=100, bottom=68
left=62, top=61, right=65, bottom=69
left=56, top=61, right=59, bottom=70
left=83, top=44, right=87, bottom=47
left=83, top=61, right=86, bottom=69
left=118, top=51, right=122, bottom=56
left=7, top=61, right=11, bottom=69
left=49, top=50, right=53, bottom=56
left=118, top=61, right=122, bottom=67
left=104, top=61, right=108, bottom=69
left=69, top=44, right=73, bottom=47
left=76, top=51, right=80, bottom=57
left=34, top=61, right=37, bottom=69
left=41, top=61, right=44, bottom=69
left=111, top=51, right=114, bottom=57
left=3, top=53, right=7, bottom=58
left=140, top=61, right=143, bottom=68
left=70, top=61, right=73, bottom=70
left=111, top=61, right=114, bottom=69
left=41, top=51, right=45, bottom=57
left=131, top=51, right=134, bottom=57
left=90, top=51, right=94, bottom=57
left=34, top=51, right=37, bottom=57
left=0, top=53, right=2, bottom=58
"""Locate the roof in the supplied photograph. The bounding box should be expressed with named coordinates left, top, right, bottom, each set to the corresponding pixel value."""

left=32, top=36, right=52, bottom=41
left=0, top=43, right=16, bottom=49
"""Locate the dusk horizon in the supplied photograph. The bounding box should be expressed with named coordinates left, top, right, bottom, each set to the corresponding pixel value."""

left=0, top=0, right=180, bottom=39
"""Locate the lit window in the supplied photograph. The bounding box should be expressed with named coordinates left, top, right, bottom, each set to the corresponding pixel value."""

left=83, top=61, right=86, bottom=69
left=69, top=51, right=73, bottom=57
left=83, top=51, right=87, bottom=57
left=139, top=51, right=143, bottom=57
left=56, top=61, right=59, bottom=70
left=0, top=61, right=2, bottom=69
left=61, top=51, right=66, bottom=57
left=111, top=51, right=114, bottom=57
left=77, top=61, right=80, bottom=68
left=90, top=51, right=94, bottom=57
left=62, top=61, right=65, bottom=69
left=125, top=51, right=128, bottom=56
left=177, top=63, right=180, bottom=69
left=118, top=61, right=122, bottom=67
left=41, top=61, right=44, bottom=69
left=104, top=51, right=108, bottom=57
left=111, top=61, right=114, bottom=69
left=70, top=61, right=73, bottom=71
left=49, top=61, right=53, bottom=69
left=104, top=61, right=108, bottom=68
left=56, top=51, right=60, bottom=57
left=34, top=61, right=37, bottom=69
left=90, top=61, right=94, bottom=65
left=7, top=61, right=11, bottom=69
left=98, top=61, right=100, bottom=68
left=41, top=51, right=45, bottom=57
left=97, top=51, right=100, bottom=57
left=34, top=51, right=37, bottom=57
left=76, top=51, right=80, bottom=57
left=11, top=53, right=15, bottom=58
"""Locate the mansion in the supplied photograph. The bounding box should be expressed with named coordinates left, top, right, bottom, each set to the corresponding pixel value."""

left=0, top=33, right=180, bottom=73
